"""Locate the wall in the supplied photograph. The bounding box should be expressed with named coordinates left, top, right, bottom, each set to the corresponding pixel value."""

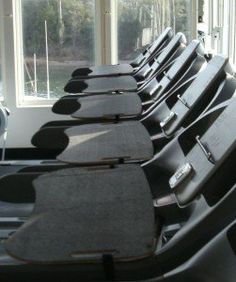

left=0, top=0, right=72, bottom=148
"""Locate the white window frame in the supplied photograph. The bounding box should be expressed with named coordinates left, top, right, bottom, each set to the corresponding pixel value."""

left=0, top=0, right=17, bottom=109
left=1, top=0, right=200, bottom=108
left=0, top=0, right=118, bottom=108
left=206, top=0, right=236, bottom=68
left=0, top=0, right=5, bottom=101
left=95, top=0, right=118, bottom=65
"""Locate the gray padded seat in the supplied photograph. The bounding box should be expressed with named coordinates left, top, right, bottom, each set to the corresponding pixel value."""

left=72, top=93, right=142, bottom=119
left=32, top=53, right=231, bottom=155
left=72, top=55, right=228, bottom=122
left=5, top=165, right=156, bottom=263
left=64, top=75, right=137, bottom=94
left=57, top=121, right=154, bottom=165
left=73, top=64, right=134, bottom=78
left=1, top=98, right=236, bottom=270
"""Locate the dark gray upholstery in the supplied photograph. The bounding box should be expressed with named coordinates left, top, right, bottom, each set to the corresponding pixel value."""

left=5, top=165, right=156, bottom=263
left=164, top=55, right=228, bottom=135
left=64, top=76, right=137, bottom=94
left=57, top=121, right=154, bottom=165
left=73, top=64, right=134, bottom=77
left=156, top=55, right=229, bottom=136
left=72, top=93, right=142, bottom=119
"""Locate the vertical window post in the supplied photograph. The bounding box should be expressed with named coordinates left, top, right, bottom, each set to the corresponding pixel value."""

left=95, top=0, right=118, bottom=65
left=0, top=0, right=4, bottom=99
left=190, top=0, right=198, bottom=40
left=13, top=0, right=24, bottom=106
left=1, top=0, right=20, bottom=108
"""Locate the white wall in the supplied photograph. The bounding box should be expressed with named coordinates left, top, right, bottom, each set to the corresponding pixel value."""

left=0, top=0, right=119, bottom=148
left=0, top=0, right=72, bottom=148
left=6, top=107, right=71, bottom=148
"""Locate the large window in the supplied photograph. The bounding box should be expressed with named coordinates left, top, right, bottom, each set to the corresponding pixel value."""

left=118, top=0, right=194, bottom=62
left=174, top=0, right=194, bottom=40
left=1, top=0, right=198, bottom=107
left=0, top=49, right=2, bottom=98
left=0, top=32, right=2, bottom=98
left=198, top=0, right=236, bottom=65
left=21, top=0, right=95, bottom=100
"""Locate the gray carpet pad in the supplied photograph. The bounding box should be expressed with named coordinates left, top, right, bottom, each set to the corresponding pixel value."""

left=65, top=75, right=138, bottom=94
left=72, top=93, right=142, bottom=119
left=72, top=64, right=134, bottom=78
left=81, top=64, right=134, bottom=77
left=57, top=121, right=154, bottom=165
left=5, top=165, right=156, bottom=263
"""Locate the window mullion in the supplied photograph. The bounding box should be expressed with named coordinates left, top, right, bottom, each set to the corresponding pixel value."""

left=0, top=0, right=4, bottom=99
left=13, top=0, right=24, bottom=106
left=1, top=0, right=17, bottom=108
left=105, top=0, right=118, bottom=64
left=95, top=0, right=118, bottom=65
left=95, top=0, right=105, bottom=65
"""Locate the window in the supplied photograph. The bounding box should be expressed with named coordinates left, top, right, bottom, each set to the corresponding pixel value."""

left=21, top=0, right=95, bottom=101
left=0, top=20, right=2, bottom=98
left=0, top=38, right=2, bottom=98
left=118, top=0, right=161, bottom=62
left=198, top=0, right=236, bottom=66
left=118, top=0, right=195, bottom=62
left=174, top=0, right=195, bottom=41
left=1, top=0, right=198, bottom=107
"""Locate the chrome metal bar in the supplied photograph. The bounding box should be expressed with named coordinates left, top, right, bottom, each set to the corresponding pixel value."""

left=195, top=135, right=215, bottom=164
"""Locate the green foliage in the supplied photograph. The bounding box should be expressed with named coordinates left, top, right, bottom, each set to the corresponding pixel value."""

left=23, top=0, right=94, bottom=60
left=23, top=0, right=58, bottom=56
left=118, top=0, right=157, bottom=59
left=118, top=19, right=142, bottom=59
left=118, top=0, right=192, bottom=59
left=22, top=0, right=193, bottom=98
left=23, top=0, right=191, bottom=61
left=174, top=0, right=191, bottom=38
left=198, top=0, right=204, bottom=17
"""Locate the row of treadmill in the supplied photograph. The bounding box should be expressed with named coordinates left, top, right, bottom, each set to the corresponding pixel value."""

left=0, top=27, right=235, bottom=281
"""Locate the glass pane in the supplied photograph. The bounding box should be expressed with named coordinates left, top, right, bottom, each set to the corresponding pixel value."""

left=174, top=0, right=193, bottom=40
left=22, top=0, right=95, bottom=100
left=0, top=34, right=2, bottom=97
left=234, top=7, right=236, bottom=64
left=197, top=0, right=208, bottom=47
left=118, top=0, right=193, bottom=62
left=118, top=0, right=164, bottom=62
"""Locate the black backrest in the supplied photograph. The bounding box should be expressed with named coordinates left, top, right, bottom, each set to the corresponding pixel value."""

left=152, top=98, right=236, bottom=207
left=134, top=33, right=186, bottom=81
left=130, top=27, right=174, bottom=68
left=139, top=40, right=205, bottom=103
left=143, top=55, right=234, bottom=138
